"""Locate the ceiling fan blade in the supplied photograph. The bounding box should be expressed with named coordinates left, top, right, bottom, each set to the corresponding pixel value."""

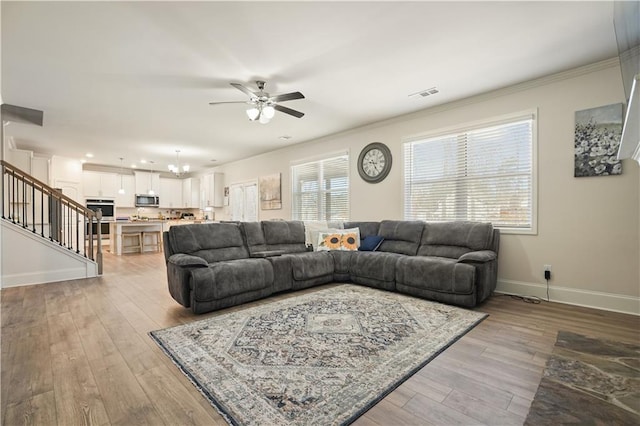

left=231, top=83, right=258, bottom=98
left=209, top=101, right=251, bottom=105
left=270, top=91, right=305, bottom=102
left=274, top=104, right=305, bottom=118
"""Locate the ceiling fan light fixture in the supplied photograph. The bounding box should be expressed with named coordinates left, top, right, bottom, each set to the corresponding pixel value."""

left=259, top=113, right=271, bottom=124
left=212, top=81, right=304, bottom=123
left=262, top=105, right=275, bottom=119
left=246, top=107, right=260, bottom=121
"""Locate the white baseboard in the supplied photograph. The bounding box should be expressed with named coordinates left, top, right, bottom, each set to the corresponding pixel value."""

left=2, top=266, right=96, bottom=288
left=496, top=279, right=640, bottom=316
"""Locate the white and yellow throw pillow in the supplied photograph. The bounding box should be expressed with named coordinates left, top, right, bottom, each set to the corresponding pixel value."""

left=317, top=228, right=361, bottom=251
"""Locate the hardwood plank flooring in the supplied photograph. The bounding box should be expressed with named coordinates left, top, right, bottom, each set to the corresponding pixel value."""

left=1, top=252, right=638, bottom=425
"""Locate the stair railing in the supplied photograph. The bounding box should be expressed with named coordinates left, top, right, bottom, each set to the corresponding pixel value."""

left=1, top=160, right=103, bottom=274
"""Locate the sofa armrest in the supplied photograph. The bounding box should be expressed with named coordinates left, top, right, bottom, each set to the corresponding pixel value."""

left=168, top=253, right=209, bottom=267
left=458, top=250, right=497, bottom=263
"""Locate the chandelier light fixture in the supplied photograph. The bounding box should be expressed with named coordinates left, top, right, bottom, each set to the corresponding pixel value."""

left=118, top=157, right=125, bottom=195
left=168, top=150, right=190, bottom=177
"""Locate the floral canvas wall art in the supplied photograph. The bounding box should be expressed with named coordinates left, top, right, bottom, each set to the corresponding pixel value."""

left=574, top=103, right=623, bottom=177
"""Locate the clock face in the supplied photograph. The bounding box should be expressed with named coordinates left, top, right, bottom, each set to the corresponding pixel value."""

left=358, top=142, right=392, bottom=183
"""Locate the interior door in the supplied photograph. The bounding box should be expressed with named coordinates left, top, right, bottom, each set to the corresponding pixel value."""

left=230, top=181, right=258, bottom=222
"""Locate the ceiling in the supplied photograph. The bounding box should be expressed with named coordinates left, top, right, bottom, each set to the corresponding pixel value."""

left=1, top=1, right=620, bottom=173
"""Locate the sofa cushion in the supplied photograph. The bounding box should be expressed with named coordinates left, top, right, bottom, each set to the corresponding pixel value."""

left=344, top=221, right=380, bottom=238
left=262, top=220, right=308, bottom=253
left=190, top=258, right=273, bottom=301
left=168, top=223, right=249, bottom=263
left=240, top=221, right=267, bottom=254
left=349, top=251, right=402, bottom=282
left=377, top=220, right=425, bottom=256
left=396, top=256, right=476, bottom=294
left=330, top=250, right=355, bottom=276
left=418, top=221, right=494, bottom=258
left=286, top=252, right=334, bottom=281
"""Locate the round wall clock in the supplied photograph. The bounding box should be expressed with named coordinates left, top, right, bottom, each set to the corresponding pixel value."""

left=357, top=142, right=392, bottom=183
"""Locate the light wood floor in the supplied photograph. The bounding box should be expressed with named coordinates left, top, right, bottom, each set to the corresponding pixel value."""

left=2, top=252, right=638, bottom=426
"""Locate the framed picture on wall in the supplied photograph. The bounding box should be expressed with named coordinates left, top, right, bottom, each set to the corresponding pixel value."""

left=259, top=173, right=282, bottom=210
left=574, top=103, right=623, bottom=177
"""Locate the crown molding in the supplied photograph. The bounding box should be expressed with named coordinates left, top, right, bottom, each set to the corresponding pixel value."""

left=391, top=57, right=621, bottom=124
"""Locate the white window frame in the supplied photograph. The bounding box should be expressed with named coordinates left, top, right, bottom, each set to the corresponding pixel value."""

left=291, top=151, right=350, bottom=221
left=402, top=110, right=538, bottom=235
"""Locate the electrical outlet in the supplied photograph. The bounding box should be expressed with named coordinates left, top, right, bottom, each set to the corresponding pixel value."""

left=544, top=264, right=552, bottom=281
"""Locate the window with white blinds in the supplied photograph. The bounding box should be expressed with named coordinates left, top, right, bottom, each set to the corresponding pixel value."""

left=403, top=113, right=536, bottom=232
left=291, top=154, right=349, bottom=221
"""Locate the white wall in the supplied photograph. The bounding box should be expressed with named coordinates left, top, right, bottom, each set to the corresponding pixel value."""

left=212, top=60, right=640, bottom=314
left=1, top=220, right=98, bottom=287
left=50, top=155, right=83, bottom=202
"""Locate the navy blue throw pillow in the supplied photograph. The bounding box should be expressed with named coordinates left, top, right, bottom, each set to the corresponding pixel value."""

left=358, top=235, right=384, bottom=251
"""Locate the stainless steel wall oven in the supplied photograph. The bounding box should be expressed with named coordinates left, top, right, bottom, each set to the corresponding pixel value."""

left=86, top=199, right=114, bottom=240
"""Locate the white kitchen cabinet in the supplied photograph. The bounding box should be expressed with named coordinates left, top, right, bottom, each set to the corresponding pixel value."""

left=83, top=171, right=118, bottom=198
left=159, top=177, right=182, bottom=208
left=114, top=175, right=135, bottom=207
left=134, top=171, right=160, bottom=195
left=201, top=172, right=224, bottom=208
left=182, top=177, right=200, bottom=208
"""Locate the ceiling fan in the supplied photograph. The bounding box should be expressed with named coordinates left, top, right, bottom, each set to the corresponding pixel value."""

left=209, top=80, right=305, bottom=124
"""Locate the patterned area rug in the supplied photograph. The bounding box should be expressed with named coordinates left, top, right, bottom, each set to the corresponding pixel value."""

left=525, top=331, right=640, bottom=425
left=150, top=284, right=487, bottom=426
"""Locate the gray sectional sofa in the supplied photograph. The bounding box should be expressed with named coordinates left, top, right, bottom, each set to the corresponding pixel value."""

left=163, top=220, right=500, bottom=314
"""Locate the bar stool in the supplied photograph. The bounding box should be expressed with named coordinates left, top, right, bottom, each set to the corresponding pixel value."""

left=121, top=232, right=143, bottom=254
left=143, top=230, right=163, bottom=253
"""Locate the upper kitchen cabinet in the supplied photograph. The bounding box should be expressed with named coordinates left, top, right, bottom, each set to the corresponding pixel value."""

left=201, top=172, right=224, bottom=208
left=182, top=177, right=200, bottom=208
left=159, top=178, right=182, bottom=208
left=114, top=174, right=135, bottom=207
left=134, top=171, right=160, bottom=196
left=83, top=171, right=118, bottom=198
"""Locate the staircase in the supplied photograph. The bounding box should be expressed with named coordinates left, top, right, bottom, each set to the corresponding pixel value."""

left=1, top=160, right=103, bottom=287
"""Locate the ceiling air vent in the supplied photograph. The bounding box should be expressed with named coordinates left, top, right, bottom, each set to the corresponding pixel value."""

left=409, top=87, right=439, bottom=98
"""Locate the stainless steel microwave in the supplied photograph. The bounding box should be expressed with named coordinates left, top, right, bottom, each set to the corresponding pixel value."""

left=135, top=194, right=159, bottom=207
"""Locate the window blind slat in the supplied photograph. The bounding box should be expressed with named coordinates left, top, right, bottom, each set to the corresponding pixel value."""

left=404, top=117, right=534, bottom=230
left=292, top=154, right=349, bottom=221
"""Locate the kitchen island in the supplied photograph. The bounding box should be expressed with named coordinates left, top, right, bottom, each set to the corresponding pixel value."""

left=109, top=219, right=214, bottom=255
left=109, top=220, right=164, bottom=255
